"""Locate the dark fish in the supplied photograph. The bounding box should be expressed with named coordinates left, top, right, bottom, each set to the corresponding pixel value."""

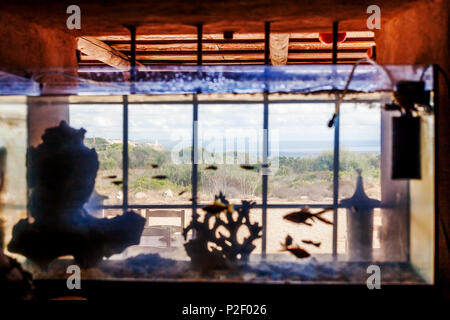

left=112, top=180, right=123, bottom=185
left=202, top=200, right=227, bottom=214
left=302, top=240, right=322, bottom=248
left=314, top=215, right=333, bottom=225
left=103, top=175, right=117, bottom=179
left=152, top=175, right=167, bottom=180
left=280, top=235, right=310, bottom=258
left=283, top=206, right=333, bottom=226
left=240, top=164, right=256, bottom=170
left=205, top=165, right=218, bottom=170
left=286, top=246, right=311, bottom=259
left=150, top=163, right=159, bottom=169
left=178, top=190, right=187, bottom=196
left=285, top=235, right=293, bottom=247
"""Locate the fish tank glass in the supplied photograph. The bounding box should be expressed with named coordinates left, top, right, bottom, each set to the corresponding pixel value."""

left=0, top=65, right=436, bottom=284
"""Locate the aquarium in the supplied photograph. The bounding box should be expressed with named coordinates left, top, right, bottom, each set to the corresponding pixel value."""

left=0, top=65, right=436, bottom=284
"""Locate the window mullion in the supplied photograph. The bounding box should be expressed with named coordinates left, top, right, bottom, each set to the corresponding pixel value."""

left=262, top=93, right=269, bottom=259
left=332, top=109, right=340, bottom=259
left=192, top=94, right=198, bottom=220
left=122, top=95, right=129, bottom=212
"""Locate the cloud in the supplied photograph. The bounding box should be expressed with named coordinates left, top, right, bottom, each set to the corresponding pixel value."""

left=69, top=102, right=380, bottom=146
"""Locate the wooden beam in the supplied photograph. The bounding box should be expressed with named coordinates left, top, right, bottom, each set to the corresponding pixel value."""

left=106, top=41, right=374, bottom=52
left=95, top=31, right=374, bottom=42
left=270, top=33, right=290, bottom=65
left=109, top=48, right=367, bottom=55
left=80, top=51, right=366, bottom=62
left=77, top=36, right=143, bottom=71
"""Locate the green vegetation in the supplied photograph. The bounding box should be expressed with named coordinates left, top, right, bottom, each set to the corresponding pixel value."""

left=87, top=138, right=380, bottom=201
left=278, top=150, right=380, bottom=179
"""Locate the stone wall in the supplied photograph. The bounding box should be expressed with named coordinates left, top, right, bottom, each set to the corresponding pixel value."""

left=0, top=12, right=77, bottom=145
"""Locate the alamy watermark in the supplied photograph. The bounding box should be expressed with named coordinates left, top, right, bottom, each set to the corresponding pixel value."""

left=66, top=265, right=81, bottom=289
left=66, top=5, right=81, bottom=30
left=170, top=125, right=279, bottom=175
left=366, top=265, right=381, bottom=289
left=366, top=5, right=381, bottom=30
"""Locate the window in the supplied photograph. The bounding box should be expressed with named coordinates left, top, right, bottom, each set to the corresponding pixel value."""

left=128, top=104, right=192, bottom=205
left=70, top=104, right=123, bottom=207
left=269, top=103, right=334, bottom=204
left=198, top=103, right=263, bottom=203
left=70, top=94, right=382, bottom=259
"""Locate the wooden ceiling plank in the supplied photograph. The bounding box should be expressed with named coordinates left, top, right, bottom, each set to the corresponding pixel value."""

left=77, top=36, right=144, bottom=71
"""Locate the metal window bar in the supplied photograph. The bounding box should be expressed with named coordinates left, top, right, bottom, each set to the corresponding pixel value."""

left=71, top=99, right=380, bottom=106
left=262, top=93, right=269, bottom=258
left=261, top=21, right=270, bottom=258
left=192, top=94, right=199, bottom=221
left=102, top=203, right=379, bottom=210
left=122, top=95, right=129, bottom=211
left=332, top=21, right=340, bottom=259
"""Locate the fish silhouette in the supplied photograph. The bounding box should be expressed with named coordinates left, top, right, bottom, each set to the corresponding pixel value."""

left=152, top=175, right=167, bottom=180
left=202, top=200, right=227, bottom=215
left=283, top=206, right=333, bottom=226
left=205, top=165, right=218, bottom=170
left=285, top=246, right=311, bottom=259
left=112, top=180, right=123, bottom=185
left=103, top=175, right=117, bottom=179
left=285, top=235, right=293, bottom=247
left=280, top=235, right=310, bottom=259
left=240, top=164, right=257, bottom=170
left=302, top=240, right=321, bottom=248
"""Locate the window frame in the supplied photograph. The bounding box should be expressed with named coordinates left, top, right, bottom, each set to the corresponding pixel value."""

left=76, top=95, right=382, bottom=258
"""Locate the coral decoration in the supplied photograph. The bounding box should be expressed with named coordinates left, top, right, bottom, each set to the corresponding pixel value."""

left=183, top=192, right=262, bottom=271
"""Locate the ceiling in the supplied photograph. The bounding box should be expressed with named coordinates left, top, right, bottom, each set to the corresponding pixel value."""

left=4, top=0, right=419, bottom=35
left=78, top=31, right=375, bottom=67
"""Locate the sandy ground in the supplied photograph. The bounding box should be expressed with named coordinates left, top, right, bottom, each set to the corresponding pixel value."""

left=107, top=207, right=383, bottom=262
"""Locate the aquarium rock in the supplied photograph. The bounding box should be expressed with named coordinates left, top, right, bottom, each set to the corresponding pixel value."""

left=0, top=248, right=34, bottom=300
left=8, top=121, right=145, bottom=268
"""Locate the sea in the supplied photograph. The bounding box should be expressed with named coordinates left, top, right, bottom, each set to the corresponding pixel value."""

left=152, top=139, right=380, bottom=158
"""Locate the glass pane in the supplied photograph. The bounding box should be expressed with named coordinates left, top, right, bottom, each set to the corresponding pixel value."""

left=197, top=103, right=263, bottom=203
left=266, top=208, right=334, bottom=261
left=248, top=208, right=263, bottom=261
left=269, top=103, right=335, bottom=204
left=122, top=208, right=191, bottom=261
left=70, top=104, right=123, bottom=206
left=0, top=102, right=27, bottom=256
left=337, top=208, right=383, bottom=260
left=339, top=103, right=381, bottom=201
left=128, top=104, right=192, bottom=205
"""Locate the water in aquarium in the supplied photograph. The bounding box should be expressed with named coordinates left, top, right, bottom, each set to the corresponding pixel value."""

left=0, top=65, right=435, bottom=284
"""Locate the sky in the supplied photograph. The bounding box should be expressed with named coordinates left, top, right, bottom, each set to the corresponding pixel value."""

left=69, top=102, right=381, bottom=154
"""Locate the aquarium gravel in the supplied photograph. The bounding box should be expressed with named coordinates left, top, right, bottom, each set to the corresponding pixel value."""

left=34, top=254, right=425, bottom=284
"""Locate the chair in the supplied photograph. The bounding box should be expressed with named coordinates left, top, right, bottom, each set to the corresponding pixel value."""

left=142, top=209, right=185, bottom=248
